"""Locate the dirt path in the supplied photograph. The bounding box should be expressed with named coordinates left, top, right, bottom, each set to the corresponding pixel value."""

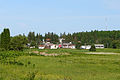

left=32, top=51, right=70, bottom=56
left=86, top=52, right=118, bottom=55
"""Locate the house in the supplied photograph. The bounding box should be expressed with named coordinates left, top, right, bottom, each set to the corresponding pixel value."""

left=81, top=44, right=104, bottom=49
left=95, top=44, right=104, bottom=49
left=30, top=46, right=35, bottom=49
left=50, top=44, right=59, bottom=49
left=62, top=43, right=76, bottom=49
left=69, top=44, right=76, bottom=49
left=46, top=38, right=51, bottom=43
left=38, top=45, right=45, bottom=49
left=44, top=43, right=59, bottom=49
left=81, top=45, right=91, bottom=49
left=44, top=43, right=51, bottom=49
left=62, top=43, right=71, bottom=48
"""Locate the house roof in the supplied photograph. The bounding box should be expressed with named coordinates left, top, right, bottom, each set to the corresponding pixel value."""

left=95, top=44, right=104, bottom=46
left=39, top=45, right=45, bottom=47
left=46, top=39, right=51, bottom=41
left=63, top=43, right=75, bottom=46
left=63, top=43, right=71, bottom=45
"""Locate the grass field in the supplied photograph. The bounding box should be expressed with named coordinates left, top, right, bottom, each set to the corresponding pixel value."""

left=0, top=48, right=120, bottom=80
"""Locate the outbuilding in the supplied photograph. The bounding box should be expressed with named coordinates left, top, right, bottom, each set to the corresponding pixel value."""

left=38, top=45, right=45, bottom=49
left=81, top=45, right=91, bottom=49
left=95, top=44, right=104, bottom=49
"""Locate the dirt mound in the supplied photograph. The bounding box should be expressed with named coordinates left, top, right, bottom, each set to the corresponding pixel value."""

left=32, top=51, right=70, bottom=56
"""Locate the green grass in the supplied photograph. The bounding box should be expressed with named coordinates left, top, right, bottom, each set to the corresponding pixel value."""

left=0, top=49, right=120, bottom=80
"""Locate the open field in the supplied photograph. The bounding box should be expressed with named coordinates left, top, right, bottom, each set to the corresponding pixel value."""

left=0, top=48, right=120, bottom=80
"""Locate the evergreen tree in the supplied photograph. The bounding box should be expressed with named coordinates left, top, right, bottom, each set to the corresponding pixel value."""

left=4, top=29, right=10, bottom=50
left=0, top=34, right=1, bottom=47
left=36, top=33, right=39, bottom=45
left=0, top=28, right=10, bottom=50
left=112, top=40, right=120, bottom=49
left=75, top=42, right=81, bottom=49
left=89, top=44, right=96, bottom=51
left=0, top=32, right=4, bottom=48
left=28, top=32, right=35, bottom=43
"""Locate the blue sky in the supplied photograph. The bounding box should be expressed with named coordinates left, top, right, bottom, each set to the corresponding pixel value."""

left=0, top=0, right=120, bottom=36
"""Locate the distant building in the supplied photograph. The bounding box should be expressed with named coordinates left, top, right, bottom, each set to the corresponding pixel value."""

left=81, top=45, right=91, bottom=49
left=51, top=44, right=59, bottom=49
left=43, top=43, right=59, bottom=49
left=38, top=45, right=45, bottom=49
left=81, top=44, right=104, bottom=49
left=38, top=38, right=76, bottom=49
left=46, top=38, right=51, bottom=43
left=69, top=44, right=76, bottom=49
left=95, top=44, right=104, bottom=49
left=62, top=43, right=76, bottom=49
left=44, top=43, right=51, bottom=49
left=30, top=46, right=35, bottom=49
left=62, top=43, right=69, bottom=48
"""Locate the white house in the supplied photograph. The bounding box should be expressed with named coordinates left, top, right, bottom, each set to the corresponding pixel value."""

left=43, top=43, right=59, bottom=49
left=62, top=43, right=76, bottom=49
left=50, top=44, right=59, bottom=49
left=62, top=43, right=70, bottom=48
left=30, top=46, right=35, bottom=49
left=95, top=44, right=104, bottom=49
left=38, top=45, right=45, bottom=49
left=81, top=44, right=104, bottom=49
left=81, top=45, right=91, bottom=49
left=68, top=44, right=76, bottom=49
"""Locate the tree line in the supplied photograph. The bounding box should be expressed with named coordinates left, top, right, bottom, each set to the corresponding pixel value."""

left=0, top=28, right=120, bottom=50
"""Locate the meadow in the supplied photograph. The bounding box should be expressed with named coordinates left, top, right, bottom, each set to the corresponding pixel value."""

left=0, top=48, right=120, bottom=80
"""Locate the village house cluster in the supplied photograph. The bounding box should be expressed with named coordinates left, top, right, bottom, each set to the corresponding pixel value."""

left=38, top=38, right=76, bottom=49
left=29, top=38, right=104, bottom=49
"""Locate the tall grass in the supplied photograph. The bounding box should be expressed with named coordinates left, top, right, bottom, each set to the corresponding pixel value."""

left=0, top=49, right=120, bottom=80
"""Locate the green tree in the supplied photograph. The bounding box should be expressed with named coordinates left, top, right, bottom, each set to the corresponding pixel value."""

left=89, top=44, right=96, bottom=51
left=75, top=42, right=81, bottom=49
left=28, top=32, right=35, bottom=43
left=44, top=32, right=59, bottom=43
left=0, top=28, right=10, bottom=50
left=35, top=33, right=43, bottom=45
left=0, top=34, right=1, bottom=47
left=30, top=41, right=36, bottom=47
left=0, top=32, right=4, bottom=48
left=10, top=35, right=28, bottom=50
left=112, top=40, right=120, bottom=49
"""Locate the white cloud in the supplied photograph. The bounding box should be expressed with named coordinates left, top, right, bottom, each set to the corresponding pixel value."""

left=103, top=0, right=120, bottom=10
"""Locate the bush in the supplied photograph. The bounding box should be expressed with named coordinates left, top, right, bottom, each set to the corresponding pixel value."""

left=89, top=44, right=96, bottom=51
left=28, top=61, right=31, bottom=65
left=112, top=40, right=120, bottom=49
left=75, top=42, right=81, bottom=49
left=0, top=48, right=5, bottom=51
left=26, top=71, right=37, bottom=80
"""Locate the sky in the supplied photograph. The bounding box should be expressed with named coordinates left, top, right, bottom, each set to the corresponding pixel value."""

left=0, top=0, right=120, bottom=36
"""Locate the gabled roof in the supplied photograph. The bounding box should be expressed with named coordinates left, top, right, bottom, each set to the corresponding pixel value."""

left=39, top=45, right=45, bottom=47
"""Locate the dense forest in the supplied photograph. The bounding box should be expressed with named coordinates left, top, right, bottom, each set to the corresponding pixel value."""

left=34, top=30, right=120, bottom=48
left=0, top=28, right=120, bottom=50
